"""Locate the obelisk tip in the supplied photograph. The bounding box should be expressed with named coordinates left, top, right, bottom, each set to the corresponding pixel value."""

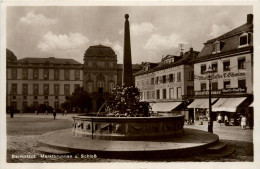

left=125, top=14, right=129, bottom=20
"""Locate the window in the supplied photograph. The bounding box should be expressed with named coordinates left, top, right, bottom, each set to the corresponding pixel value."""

left=55, top=96, right=59, bottom=99
left=156, top=77, right=159, bottom=85
left=136, top=81, right=139, bottom=87
left=22, top=69, right=28, bottom=79
left=151, top=78, right=154, bottom=85
left=87, top=74, right=91, bottom=80
left=177, top=87, right=182, bottom=98
left=64, top=84, right=70, bottom=95
left=156, top=90, right=160, bottom=99
left=142, top=80, right=144, bottom=87
left=33, top=69, right=39, bottom=79
left=146, top=91, right=150, bottom=100
left=74, top=84, right=80, bottom=91
left=109, top=82, right=114, bottom=93
left=54, top=69, right=59, bottom=80
left=33, top=101, right=38, bottom=109
left=169, top=88, right=174, bottom=99
left=201, top=64, right=207, bottom=74
left=87, top=82, right=93, bottom=93
left=187, top=86, right=194, bottom=96
left=238, top=79, right=246, bottom=88
left=224, top=80, right=230, bottom=89
left=239, top=33, right=251, bottom=47
left=54, top=102, right=59, bottom=109
left=213, top=42, right=220, bottom=53
left=23, top=96, right=27, bottom=100
left=75, top=70, right=80, bottom=80
left=11, top=101, right=17, bottom=110
left=212, top=82, right=218, bottom=90
left=44, top=96, right=48, bottom=100
left=43, top=84, right=49, bottom=95
left=22, top=84, right=28, bottom=95
left=201, top=83, right=207, bottom=91
left=11, top=84, right=17, bottom=94
left=33, top=84, right=39, bottom=95
left=223, top=60, right=230, bottom=71
left=34, top=96, right=38, bottom=100
left=177, top=72, right=181, bottom=82
left=12, top=96, right=16, bottom=99
left=54, top=84, right=60, bottom=95
left=163, top=89, right=167, bottom=99
left=44, top=101, right=49, bottom=107
left=162, top=75, right=166, bottom=83
left=238, top=57, right=246, bottom=69
left=146, top=79, right=149, bottom=85
left=43, top=69, right=49, bottom=79
left=151, top=91, right=155, bottom=99
left=212, top=62, right=218, bottom=72
left=22, top=102, right=27, bottom=110
left=169, top=74, right=174, bottom=82
left=65, top=70, right=70, bottom=80
left=11, top=69, right=17, bottom=79
left=188, top=71, right=194, bottom=81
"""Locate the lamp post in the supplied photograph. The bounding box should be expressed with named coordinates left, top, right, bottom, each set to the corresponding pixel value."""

left=205, top=65, right=215, bottom=133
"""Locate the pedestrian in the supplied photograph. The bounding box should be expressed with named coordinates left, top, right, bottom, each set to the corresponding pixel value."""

left=224, top=115, right=229, bottom=126
left=217, top=114, right=222, bottom=126
left=45, top=110, right=48, bottom=115
left=241, top=115, right=247, bottom=130
left=35, top=110, right=38, bottom=115
left=10, top=109, right=14, bottom=118
left=53, top=110, right=56, bottom=120
left=64, top=110, right=67, bottom=116
left=20, top=110, right=23, bottom=115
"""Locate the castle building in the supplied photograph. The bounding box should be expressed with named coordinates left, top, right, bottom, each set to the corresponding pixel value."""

left=6, top=45, right=142, bottom=112
left=189, top=14, right=253, bottom=123
left=134, top=48, right=199, bottom=117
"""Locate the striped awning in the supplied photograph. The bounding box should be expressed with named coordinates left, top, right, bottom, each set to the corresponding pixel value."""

left=187, top=98, right=218, bottom=109
left=150, top=102, right=182, bottom=112
left=212, top=97, right=247, bottom=112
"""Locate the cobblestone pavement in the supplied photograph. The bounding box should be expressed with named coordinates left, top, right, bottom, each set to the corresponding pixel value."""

left=184, top=121, right=253, bottom=142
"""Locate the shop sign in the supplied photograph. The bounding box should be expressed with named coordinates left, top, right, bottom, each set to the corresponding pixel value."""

left=195, top=88, right=247, bottom=96
left=195, top=72, right=246, bottom=80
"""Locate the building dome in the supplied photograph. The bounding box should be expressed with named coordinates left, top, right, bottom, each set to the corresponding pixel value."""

left=84, top=44, right=116, bottom=58
left=6, top=49, right=17, bottom=63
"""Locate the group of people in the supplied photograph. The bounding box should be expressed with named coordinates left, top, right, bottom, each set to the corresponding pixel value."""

left=217, top=114, right=247, bottom=129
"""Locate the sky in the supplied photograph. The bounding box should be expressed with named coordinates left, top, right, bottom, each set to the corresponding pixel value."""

left=7, top=6, right=253, bottom=64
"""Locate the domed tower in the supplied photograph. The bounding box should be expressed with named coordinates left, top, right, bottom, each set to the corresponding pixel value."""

left=83, top=44, right=118, bottom=111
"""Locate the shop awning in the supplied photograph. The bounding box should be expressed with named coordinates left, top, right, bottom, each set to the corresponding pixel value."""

left=249, top=102, right=254, bottom=107
left=187, top=98, right=218, bottom=109
left=212, top=97, right=247, bottom=112
left=150, top=102, right=182, bottom=112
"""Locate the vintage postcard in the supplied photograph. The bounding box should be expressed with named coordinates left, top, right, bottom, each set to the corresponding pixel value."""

left=1, top=0, right=259, bottom=169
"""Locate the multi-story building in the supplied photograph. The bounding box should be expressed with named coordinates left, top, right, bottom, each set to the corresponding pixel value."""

left=134, top=48, right=199, bottom=115
left=6, top=45, right=142, bottom=112
left=189, top=14, right=253, bottom=123
left=7, top=51, right=83, bottom=111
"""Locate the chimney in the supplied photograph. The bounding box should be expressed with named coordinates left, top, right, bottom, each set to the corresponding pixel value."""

left=247, top=14, right=253, bottom=24
left=190, top=47, right=193, bottom=52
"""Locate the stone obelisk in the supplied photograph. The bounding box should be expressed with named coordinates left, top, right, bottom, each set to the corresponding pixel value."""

left=123, top=14, right=134, bottom=87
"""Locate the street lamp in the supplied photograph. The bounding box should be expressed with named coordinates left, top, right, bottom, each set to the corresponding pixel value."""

left=204, top=65, right=215, bottom=133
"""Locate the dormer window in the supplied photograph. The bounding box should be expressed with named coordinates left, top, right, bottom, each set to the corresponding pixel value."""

left=239, top=32, right=251, bottom=48
left=212, top=41, right=223, bottom=54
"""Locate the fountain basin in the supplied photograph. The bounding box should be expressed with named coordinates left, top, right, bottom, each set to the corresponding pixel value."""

left=72, top=115, right=184, bottom=140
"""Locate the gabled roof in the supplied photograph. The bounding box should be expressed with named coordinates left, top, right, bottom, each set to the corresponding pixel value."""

left=134, top=49, right=199, bottom=76
left=17, top=57, right=81, bottom=65
left=193, top=14, right=253, bottom=62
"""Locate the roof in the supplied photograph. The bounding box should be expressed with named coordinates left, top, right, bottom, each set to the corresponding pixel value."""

left=17, top=57, right=81, bottom=65
left=6, top=49, right=17, bottom=62
left=117, top=64, right=142, bottom=70
left=134, top=49, right=199, bottom=76
left=193, top=15, right=253, bottom=62
left=84, top=44, right=116, bottom=57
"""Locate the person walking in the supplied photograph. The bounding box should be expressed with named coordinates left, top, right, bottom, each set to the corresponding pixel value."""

left=224, top=115, right=229, bottom=126
left=217, top=114, right=222, bottom=126
left=53, top=110, right=56, bottom=120
left=241, top=115, right=247, bottom=130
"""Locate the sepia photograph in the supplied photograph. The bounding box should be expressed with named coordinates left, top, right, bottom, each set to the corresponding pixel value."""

left=1, top=2, right=259, bottom=169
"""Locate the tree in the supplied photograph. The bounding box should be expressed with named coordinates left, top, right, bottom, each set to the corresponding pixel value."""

left=69, top=87, right=92, bottom=113
left=105, top=86, right=151, bottom=117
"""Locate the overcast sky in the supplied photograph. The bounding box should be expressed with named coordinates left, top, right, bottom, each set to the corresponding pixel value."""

left=7, top=6, right=252, bottom=64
